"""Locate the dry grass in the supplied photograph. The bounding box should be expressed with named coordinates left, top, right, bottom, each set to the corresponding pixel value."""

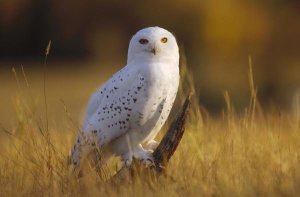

left=0, top=60, right=300, bottom=197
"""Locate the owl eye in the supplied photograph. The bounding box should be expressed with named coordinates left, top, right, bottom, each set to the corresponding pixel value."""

left=161, top=37, right=168, bottom=43
left=139, top=39, right=149, bottom=44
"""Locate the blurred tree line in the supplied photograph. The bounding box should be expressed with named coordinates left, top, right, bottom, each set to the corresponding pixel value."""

left=0, top=0, right=299, bottom=112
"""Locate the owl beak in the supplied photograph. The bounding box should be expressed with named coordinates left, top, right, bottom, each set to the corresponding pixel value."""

left=150, top=48, right=156, bottom=55
left=148, top=44, right=158, bottom=55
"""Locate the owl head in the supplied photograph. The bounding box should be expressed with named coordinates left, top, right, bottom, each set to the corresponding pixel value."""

left=127, top=27, right=179, bottom=64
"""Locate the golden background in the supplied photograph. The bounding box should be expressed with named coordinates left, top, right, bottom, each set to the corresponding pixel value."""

left=0, top=0, right=299, bottom=126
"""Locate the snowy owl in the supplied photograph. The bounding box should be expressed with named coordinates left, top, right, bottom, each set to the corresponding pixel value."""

left=69, top=27, right=179, bottom=176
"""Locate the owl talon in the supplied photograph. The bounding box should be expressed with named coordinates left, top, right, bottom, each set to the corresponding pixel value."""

left=136, top=149, right=155, bottom=167
left=141, top=158, right=155, bottom=167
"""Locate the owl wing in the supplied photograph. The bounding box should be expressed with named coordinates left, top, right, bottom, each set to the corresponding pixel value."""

left=83, top=65, right=147, bottom=146
left=85, top=90, right=103, bottom=118
left=85, top=66, right=133, bottom=118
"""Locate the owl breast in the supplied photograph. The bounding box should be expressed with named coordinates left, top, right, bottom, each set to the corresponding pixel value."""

left=130, top=61, right=180, bottom=143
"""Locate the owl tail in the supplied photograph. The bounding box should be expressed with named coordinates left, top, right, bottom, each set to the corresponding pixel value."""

left=68, top=134, right=95, bottom=178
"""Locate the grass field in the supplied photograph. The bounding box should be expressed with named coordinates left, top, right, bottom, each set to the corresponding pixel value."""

left=0, top=60, right=300, bottom=196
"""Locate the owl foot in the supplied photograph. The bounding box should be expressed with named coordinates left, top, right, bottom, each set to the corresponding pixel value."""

left=144, top=139, right=159, bottom=150
left=122, top=145, right=155, bottom=168
left=136, top=149, right=155, bottom=167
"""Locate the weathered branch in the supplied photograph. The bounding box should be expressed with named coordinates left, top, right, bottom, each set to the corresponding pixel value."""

left=152, top=92, right=192, bottom=172
left=111, top=92, right=192, bottom=183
